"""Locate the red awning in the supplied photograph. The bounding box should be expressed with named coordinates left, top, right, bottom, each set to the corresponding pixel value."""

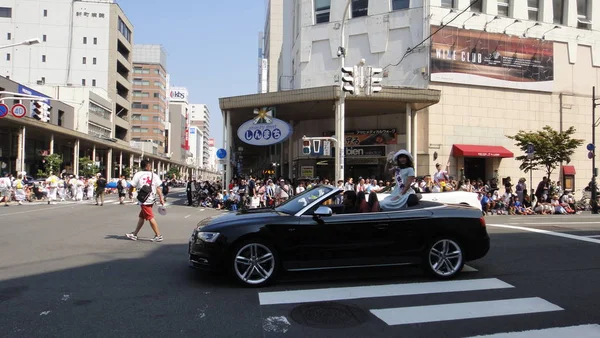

left=452, top=144, right=514, bottom=158
left=562, top=165, right=576, bottom=175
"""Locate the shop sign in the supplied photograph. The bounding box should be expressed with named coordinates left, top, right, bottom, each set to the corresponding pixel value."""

left=430, top=25, right=553, bottom=92
left=339, top=146, right=386, bottom=157
left=300, top=166, right=314, bottom=178
left=325, top=129, right=397, bottom=146
left=237, top=114, right=292, bottom=146
left=262, top=169, right=275, bottom=175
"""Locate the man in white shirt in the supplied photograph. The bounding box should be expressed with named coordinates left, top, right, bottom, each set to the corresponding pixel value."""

left=0, top=173, right=12, bottom=207
left=126, top=160, right=165, bottom=242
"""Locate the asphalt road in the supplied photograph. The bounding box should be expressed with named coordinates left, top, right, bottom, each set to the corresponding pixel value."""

left=1, top=192, right=600, bottom=338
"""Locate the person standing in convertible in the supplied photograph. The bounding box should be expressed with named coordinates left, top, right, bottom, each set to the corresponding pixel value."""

left=379, top=149, right=417, bottom=211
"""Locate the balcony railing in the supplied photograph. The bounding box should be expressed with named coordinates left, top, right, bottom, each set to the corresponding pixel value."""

left=278, top=76, right=294, bottom=91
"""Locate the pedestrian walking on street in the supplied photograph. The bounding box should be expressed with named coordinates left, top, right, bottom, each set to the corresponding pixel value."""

left=0, top=173, right=12, bottom=207
left=95, top=174, right=107, bottom=206
left=126, top=160, right=164, bottom=242
left=117, top=175, right=127, bottom=204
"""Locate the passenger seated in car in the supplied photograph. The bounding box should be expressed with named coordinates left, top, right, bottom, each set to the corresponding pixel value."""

left=368, top=191, right=380, bottom=212
left=379, top=149, right=417, bottom=211
left=343, top=190, right=358, bottom=213
left=357, top=191, right=370, bottom=213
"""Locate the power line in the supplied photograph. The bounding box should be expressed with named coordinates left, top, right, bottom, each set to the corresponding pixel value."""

left=383, top=0, right=481, bottom=71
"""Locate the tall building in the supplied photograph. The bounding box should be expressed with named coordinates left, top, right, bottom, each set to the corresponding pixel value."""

left=0, top=0, right=134, bottom=143
left=258, top=0, right=600, bottom=191
left=261, top=0, right=283, bottom=93
left=189, top=104, right=210, bottom=169
left=131, top=44, right=168, bottom=155
left=167, top=86, right=190, bottom=163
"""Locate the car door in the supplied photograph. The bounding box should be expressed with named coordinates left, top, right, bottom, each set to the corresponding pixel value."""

left=384, top=208, right=435, bottom=257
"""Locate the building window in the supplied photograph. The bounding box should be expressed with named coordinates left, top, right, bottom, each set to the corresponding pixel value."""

left=82, top=57, right=87, bottom=64
left=470, top=0, right=482, bottom=12
left=41, top=77, right=45, bottom=84
left=118, top=17, right=131, bottom=42
left=132, top=102, right=149, bottom=109
left=315, top=0, right=330, bottom=24
left=0, top=7, right=12, bottom=18
left=42, top=34, right=47, bottom=42
left=392, top=0, right=410, bottom=10
left=440, top=0, right=454, bottom=8
left=43, top=9, right=47, bottom=17
left=83, top=37, right=87, bottom=44
left=92, top=79, right=96, bottom=86
left=153, top=104, right=159, bottom=110
left=527, top=0, right=540, bottom=21
left=351, top=0, right=368, bottom=18
left=153, top=116, right=161, bottom=122
left=58, top=110, right=64, bottom=127
left=577, top=0, right=591, bottom=29
left=82, top=79, right=86, bottom=86
left=553, top=0, right=564, bottom=24
left=89, top=102, right=111, bottom=120
left=497, top=0, right=510, bottom=16
left=133, top=91, right=149, bottom=98
left=6, top=53, right=9, bottom=61
left=153, top=128, right=162, bottom=134
left=153, top=93, right=159, bottom=98
left=42, top=55, right=46, bottom=62
left=93, top=37, right=97, bottom=45
left=7, top=32, right=10, bottom=40
left=93, top=57, right=96, bottom=65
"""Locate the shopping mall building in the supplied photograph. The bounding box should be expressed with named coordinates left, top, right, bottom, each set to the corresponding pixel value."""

left=220, top=0, right=599, bottom=193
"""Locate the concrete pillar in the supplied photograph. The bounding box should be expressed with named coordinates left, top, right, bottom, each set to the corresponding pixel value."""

left=73, top=139, right=80, bottom=177
left=129, top=154, right=134, bottom=173
left=288, top=120, right=293, bottom=179
left=225, top=110, right=232, bottom=193
left=92, top=144, right=96, bottom=162
left=411, top=107, right=418, bottom=174
left=405, top=104, right=412, bottom=155
left=16, top=127, right=23, bottom=173
left=119, top=151, right=123, bottom=177
left=152, top=160, right=155, bottom=173
left=106, top=148, right=113, bottom=180
left=49, top=134, right=54, bottom=155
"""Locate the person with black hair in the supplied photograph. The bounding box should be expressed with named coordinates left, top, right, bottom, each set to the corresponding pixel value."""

left=380, top=149, right=417, bottom=210
left=126, top=160, right=164, bottom=242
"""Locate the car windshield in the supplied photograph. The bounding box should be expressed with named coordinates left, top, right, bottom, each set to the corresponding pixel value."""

left=275, top=185, right=335, bottom=215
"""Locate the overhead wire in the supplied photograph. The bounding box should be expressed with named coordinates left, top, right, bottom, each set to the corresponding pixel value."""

left=382, top=0, right=482, bottom=71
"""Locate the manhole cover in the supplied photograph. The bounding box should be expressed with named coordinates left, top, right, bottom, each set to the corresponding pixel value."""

left=290, top=302, right=369, bottom=329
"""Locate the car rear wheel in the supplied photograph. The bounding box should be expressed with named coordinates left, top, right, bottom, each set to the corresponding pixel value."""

left=231, top=240, right=278, bottom=287
left=422, top=238, right=464, bottom=279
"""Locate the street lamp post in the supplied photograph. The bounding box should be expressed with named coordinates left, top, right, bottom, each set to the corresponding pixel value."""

left=592, top=87, right=599, bottom=213
left=336, top=0, right=352, bottom=184
left=0, top=38, right=40, bottom=50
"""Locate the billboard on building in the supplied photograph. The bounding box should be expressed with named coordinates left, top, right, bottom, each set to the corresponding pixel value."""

left=324, top=129, right=398, bottom=146
left=169, top=87, right=188, bottom=103
left=430, top=26, right=554, bottom=92
left=208, top=138, right=215, bottom=147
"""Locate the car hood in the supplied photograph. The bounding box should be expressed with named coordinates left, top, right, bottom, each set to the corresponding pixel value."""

left=197, top=208, right=286, bottom=232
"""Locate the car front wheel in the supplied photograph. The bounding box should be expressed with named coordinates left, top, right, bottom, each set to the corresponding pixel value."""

left=422, top=238, right=464, bottom=279
left=231, top=240, right=278, bottom=287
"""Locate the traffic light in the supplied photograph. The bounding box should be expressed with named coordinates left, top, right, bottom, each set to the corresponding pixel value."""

left=312, top=140, right=321, bottom=154
left=367, top=66, right=383, bottom=95
left=31, top=100, right=51, bottom=122
left=302, top=140, right=311, bottom=155
left=341, top=66, right=358, bottom=95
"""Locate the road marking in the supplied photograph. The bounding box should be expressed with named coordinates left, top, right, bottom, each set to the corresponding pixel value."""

left=370, top=297, right=562, bottom=326
left=0, top=204, right=75, bottom=216
left=184, top=214, right=191, bottom=219
left=488, top=224, right=600, bottom=245
left=588, top=235, right=600, bottom=238
left=468, top=324, right=600, bottom=337
left=258, top=278, right=512, bottom=305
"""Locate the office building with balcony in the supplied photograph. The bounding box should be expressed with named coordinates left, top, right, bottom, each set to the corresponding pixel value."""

left=190, top=104, right=211, bottom=169
left=0, top=0, right=134, bottom=143
left=131, top=44, right=168, bottom=155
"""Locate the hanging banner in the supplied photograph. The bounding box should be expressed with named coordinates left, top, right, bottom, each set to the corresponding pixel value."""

left=324, top=129, right=398, bottom=146
left=430, top=25, right=554, bottom=92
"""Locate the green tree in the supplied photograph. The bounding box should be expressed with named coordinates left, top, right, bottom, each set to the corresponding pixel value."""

left=79, top=157, right=99, bottom=178
left=37, top=153, right=63, bottom=177
left=167, top=167, right=179, bottom=179
left=507, top=125, right=584, bottom=178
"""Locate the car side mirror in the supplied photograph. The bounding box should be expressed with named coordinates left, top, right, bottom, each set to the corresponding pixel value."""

left=313, top=206, right=333, bottom=217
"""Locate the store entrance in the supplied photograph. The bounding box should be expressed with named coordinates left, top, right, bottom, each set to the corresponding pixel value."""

left=464, top=157, right=486, bottom=181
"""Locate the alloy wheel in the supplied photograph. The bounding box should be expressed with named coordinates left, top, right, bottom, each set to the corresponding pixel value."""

left=233, top=243, right=275, bottom=285
left=428, top=239, right=463, bottom=277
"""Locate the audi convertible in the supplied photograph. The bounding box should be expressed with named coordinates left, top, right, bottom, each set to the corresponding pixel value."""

left=188, top=185, right=490, bottom=287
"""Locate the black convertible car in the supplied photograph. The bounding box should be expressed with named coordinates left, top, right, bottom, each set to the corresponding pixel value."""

left=188, top=185, right=489, bottom=286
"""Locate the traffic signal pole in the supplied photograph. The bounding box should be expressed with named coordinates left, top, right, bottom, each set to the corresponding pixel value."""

left=336, top=0, right=351, bottom=184
left=592, top=87, right=599, bottom=213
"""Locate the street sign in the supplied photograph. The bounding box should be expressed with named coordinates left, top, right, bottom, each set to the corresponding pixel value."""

left=526, top=144, right=535, bottom=154
left=0, top=103, right=8, bottom=118
left=218, top=159, right=227, bottom=164
left=11, top=104, right=27, bottom=118
left=216, top=148, right=227, bottom=159
left=323, top=141, right=331, bottom=156
left=587, top=143, right=595, bottom=151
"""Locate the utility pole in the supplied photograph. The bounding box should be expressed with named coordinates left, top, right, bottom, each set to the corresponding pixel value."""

left=592, top=87, right=599, bottom=213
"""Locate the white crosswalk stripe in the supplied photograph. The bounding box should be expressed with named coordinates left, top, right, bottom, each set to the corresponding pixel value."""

left=259, top=276, right=597, bottom=336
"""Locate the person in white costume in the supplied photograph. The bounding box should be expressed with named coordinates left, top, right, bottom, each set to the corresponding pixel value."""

left=76, top=176, right=85, bottom=201
left=12, top=174, right=26, bottom=205
left=45, top=172, right=59, bottom=205
left=57, top=178, right=66, bottom=201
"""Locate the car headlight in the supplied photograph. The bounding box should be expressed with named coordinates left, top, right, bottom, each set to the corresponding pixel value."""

left=196, top=232, right=220, bottom=243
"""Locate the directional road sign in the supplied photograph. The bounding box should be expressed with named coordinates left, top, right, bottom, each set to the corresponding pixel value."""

left=0, top=103, right=8, bottom=118
left=216, top=148, right=227, bottom=159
